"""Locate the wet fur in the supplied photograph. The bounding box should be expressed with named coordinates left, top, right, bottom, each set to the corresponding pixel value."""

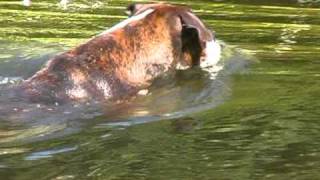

left=15, top=3, right=214, bottom=104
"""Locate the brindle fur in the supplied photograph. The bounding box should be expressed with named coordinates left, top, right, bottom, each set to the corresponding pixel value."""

left=15, top=3, right=214, bottom=104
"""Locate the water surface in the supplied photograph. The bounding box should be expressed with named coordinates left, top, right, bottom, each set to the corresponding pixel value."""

left=0, top=0, right=320, bottom=179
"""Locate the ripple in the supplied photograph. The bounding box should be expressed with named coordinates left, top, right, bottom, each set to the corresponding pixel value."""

left=25, top=146, right=77, bottom=160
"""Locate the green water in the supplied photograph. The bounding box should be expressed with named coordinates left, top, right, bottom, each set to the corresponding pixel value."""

left=0, top=0, right=320, bottom=179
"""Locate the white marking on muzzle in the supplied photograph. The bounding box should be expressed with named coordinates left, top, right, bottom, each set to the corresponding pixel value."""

left=200, top=40, right=221, bottom=68
left=100, top=9, right=155, bottom=35
left=200, top=40, right=222, bottom=80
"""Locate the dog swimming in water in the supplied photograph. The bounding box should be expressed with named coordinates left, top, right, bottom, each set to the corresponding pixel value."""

left=14, top=3, right=221, bottom=104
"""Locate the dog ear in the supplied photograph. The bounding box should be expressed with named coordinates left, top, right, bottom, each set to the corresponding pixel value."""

left=179, top=11, right=214, bottom=46
left=181, top=26, right=202, bottom=66
left=179, top=11, right=214, bottom=66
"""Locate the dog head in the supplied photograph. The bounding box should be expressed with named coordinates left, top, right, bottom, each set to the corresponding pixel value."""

left=126, top=3, right=221, bottom=70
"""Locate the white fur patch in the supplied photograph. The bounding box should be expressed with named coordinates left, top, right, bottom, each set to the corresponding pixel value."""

left=200, top=40, right=222, bottom=80
left=95, top=79, right=112, bottom=98
left=66, top=86, right=88, bottom=99
left=200, top=40, right=221, bottom=68
left=100, top=9, right=155, bottom=35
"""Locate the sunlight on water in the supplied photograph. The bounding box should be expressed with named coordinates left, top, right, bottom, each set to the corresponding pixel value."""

left=0, top=39, right=249, bottom=130
left=25, top=146, right=77, bottom=160
left=0, top=123, right=69, bottom=145
left=0, top=76, right=23, bottom=85
left=0, top=0, right=319, bottom=179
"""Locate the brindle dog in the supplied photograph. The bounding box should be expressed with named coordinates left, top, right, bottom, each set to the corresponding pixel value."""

left=14, top=3, right=218, bottom=104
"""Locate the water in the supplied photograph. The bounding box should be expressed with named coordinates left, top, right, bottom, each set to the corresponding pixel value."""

left=0, top=0, right=320, bottom=179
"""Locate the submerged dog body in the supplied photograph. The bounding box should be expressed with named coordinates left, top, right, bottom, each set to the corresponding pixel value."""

left=16, top=3, right=219, bottom=103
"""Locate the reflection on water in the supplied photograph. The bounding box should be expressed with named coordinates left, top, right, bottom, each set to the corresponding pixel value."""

left=0, top=0, right=320, bottom=179
left=25, top=146, right=78, bottom=160
left=276, top=24, right=311, bottom=53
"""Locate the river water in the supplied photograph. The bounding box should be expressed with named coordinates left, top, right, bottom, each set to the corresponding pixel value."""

left=0, top=0, right=319, bottom=179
